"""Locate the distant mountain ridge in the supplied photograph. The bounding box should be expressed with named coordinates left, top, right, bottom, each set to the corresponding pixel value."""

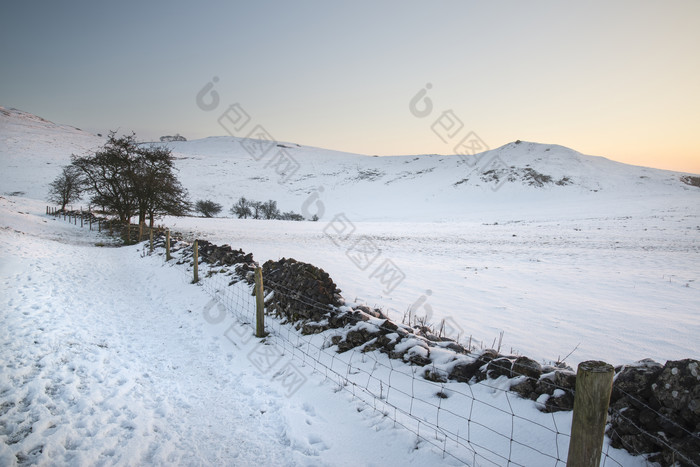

left=1, top=106, right=697, bottom=221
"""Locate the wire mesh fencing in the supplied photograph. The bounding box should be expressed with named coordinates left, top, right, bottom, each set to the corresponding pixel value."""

left=153, top=237, right=586, bottom=466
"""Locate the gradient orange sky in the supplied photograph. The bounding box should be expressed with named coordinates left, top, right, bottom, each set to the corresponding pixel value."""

left=2, top=1, right=698, bottom=173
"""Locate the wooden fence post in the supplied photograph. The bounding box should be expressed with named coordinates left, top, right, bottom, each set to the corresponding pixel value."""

left=193, top=240, right=199, bottom=283
left=138, top=222, right=143, bottom=242
left=566, top=360, right=614, bottom=467
left=254, top=266, right=266, bottom=337
left=165, top=230, right=171, bottom=261
left=149, top=227, right=154, bottom=253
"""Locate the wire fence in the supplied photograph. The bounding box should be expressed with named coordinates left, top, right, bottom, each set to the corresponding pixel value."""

left=156, top=236, right=651, bottom=467
left=49, top=210, right=699, bottom=466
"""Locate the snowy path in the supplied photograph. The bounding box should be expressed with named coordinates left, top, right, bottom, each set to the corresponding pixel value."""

left=0, top=204, right=453, bottom=466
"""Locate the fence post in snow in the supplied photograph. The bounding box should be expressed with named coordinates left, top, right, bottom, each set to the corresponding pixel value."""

left=193, top=240, right=199, bottom=283
left=254, top=267, right=266, bottom=338
left=166, top=230, right=171, bottom=261
left=566, top=360, right=614, bottom=467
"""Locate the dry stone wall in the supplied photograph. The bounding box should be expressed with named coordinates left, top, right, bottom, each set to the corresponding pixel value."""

left=158, top=234, right=699, bottom=466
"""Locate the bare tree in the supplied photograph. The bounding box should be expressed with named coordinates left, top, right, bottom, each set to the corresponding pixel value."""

left=47, top=165, right=82, bottom=211
left=133, top=144, right=191, bottom=227
left=195, top=199, right=222, bottom=217
left=250, top=200, right=263, bottom=219
left=71, top=132, right=190, bottom=225
left=230, top=196, right=252, bottom=219
left=71, top=132, right=140, bottom=223
left=260, top=199, right=280, bottom=220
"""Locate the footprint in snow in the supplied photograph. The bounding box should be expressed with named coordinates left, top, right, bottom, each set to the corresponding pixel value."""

left=307, top=433, right=329, bottom=451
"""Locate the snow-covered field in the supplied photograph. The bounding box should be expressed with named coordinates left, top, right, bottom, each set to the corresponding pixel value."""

left=1, top=106, right=698, bottom=465
left=164, top=205, right=699, bottom=368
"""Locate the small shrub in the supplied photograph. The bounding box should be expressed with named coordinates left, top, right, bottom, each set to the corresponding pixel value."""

left=195, top=199, right=222, bottom=217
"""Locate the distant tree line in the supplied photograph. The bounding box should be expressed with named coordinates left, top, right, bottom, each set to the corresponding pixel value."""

left=230, top=196, right=314, bottom=221
left=48, top=132, right=191, bottom=227
left=192, top=197, right=314, bottom=221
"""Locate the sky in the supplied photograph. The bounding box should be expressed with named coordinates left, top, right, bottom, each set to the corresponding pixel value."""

left=1, top=1, right=699, bottom=173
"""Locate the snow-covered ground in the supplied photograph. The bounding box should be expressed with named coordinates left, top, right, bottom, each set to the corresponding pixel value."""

left=1, top=106, right=698, bottom=465
left=1, top=197, right=471, bottom=466
left=0, top=196, right=648, bottom=466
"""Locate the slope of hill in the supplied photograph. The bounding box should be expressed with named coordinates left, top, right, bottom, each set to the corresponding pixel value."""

left=1, top=106, right=697, bottom=222
left=163, top=136, right=697, bottom=222
left=0, top=107, right=104, bottom=198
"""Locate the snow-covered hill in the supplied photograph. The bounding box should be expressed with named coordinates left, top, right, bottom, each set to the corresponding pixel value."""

left=0, top=107, right=104, bottom=199
left=1, top=106, right=697, bottom=222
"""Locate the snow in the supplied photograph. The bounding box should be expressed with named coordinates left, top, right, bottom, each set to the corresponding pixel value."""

left=0, top=198, right=466, bottom=466
left=160, top=212, right=699, bottom=368
left=1, top=106, right=698, bottom=465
